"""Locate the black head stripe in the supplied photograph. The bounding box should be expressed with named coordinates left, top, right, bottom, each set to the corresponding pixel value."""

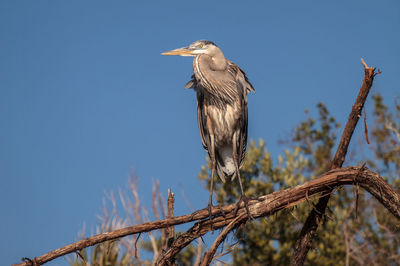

left=198, top=40, right=217, bottom=46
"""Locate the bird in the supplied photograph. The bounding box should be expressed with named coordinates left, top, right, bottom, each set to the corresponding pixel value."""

left=162, top=40, right=255, bottom=221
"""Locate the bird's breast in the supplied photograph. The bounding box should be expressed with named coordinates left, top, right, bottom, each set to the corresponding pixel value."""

left=206, top=102, right=240, bottom=146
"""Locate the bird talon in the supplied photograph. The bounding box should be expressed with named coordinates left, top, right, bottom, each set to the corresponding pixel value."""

left=218, top=204, right=227, bottom=221
left=234, top=196, right=253, bottom=220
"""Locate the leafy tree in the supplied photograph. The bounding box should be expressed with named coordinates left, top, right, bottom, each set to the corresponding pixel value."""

left=70, top=94, right=399, bottom=265
left=199, top=96, right=399, bottom=265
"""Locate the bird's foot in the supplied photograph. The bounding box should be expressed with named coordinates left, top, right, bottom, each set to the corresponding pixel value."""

left=234, top=195, right=253, bottom=220
left=217, top=204, right=227, bottom=221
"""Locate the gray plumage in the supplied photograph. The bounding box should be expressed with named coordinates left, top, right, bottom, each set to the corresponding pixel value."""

left=162, top=40, right=254, bottom=218
left=184, top=45, right=254, bottom=182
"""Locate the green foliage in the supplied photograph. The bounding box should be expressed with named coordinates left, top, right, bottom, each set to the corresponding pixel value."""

left=292, top=102, right=341, bottom=174
left=199, top=99, right=399, bottom=265
left=70, top=95, right=399, bottom=265
left=371, top=94, right=400, bottom=177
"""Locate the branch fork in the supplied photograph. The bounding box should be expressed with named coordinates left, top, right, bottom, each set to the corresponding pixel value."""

left=15, top=59, right=395, bottom=266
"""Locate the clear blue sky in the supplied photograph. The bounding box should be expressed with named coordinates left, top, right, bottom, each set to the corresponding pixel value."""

left=1, top=1, right=399, bottom=265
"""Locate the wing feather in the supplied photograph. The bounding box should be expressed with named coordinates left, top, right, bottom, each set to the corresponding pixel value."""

left=227, top=61, right=253, bottom=167
left=186, top=75, right=209, bottom=152
left=196, top=92, right=208, bottom=151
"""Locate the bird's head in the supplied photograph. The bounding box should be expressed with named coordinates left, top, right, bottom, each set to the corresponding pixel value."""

left=162, top=40, right=219, bottom=57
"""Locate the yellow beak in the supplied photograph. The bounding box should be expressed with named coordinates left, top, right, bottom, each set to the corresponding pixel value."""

left=161, top=47, right=195, bottom=56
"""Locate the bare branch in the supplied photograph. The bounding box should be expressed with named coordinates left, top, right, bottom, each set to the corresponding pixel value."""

left=167, top=189, right=175, bottom=248
left=364, top=109, right=370, bottom=144
left=161, top=189, right=176, bottom=253
left=200, top=214, right=245, bottom=266
left=157, top=166, right=399, bottom=266
left=13, top=166, right=400, bottom=266
left=291, top=58, right=379, bottom=265
left=194, top=239, right=203, bottom=266
left=211, top=240, right=240, bottom=263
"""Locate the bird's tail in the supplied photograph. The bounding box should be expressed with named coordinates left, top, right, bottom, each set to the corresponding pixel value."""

left=216, top=146, right=237, bottom=183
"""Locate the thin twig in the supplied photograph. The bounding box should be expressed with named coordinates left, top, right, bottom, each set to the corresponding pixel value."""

left=157, top=167, right=400, bottom=266
left=75, top=251, right=85, bottom=263
left=13, top=167, right=400, bottom=266
left=211, top=240, right=240, bottom=262
left=134, top=233, right=141, bottom=259
left=364, top=109, right=370, bottom=144
left=194, top=239, right=203, bottom=266
left=200, top=214, right=246, bottom=266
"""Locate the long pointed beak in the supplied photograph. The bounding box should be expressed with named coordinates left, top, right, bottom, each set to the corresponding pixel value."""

left=161, top=47, right=195, bottom=56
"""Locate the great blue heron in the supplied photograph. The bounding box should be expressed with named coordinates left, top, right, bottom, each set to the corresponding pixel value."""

left=162, top=40, right=255, bottom=220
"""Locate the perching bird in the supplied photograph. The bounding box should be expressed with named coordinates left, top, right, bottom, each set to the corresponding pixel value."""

left=162, top=40, right=255, bottom=219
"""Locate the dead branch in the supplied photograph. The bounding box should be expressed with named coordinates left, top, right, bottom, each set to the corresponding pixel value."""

left=13, top=166, right=400, bottom=266
left=200, top=214, right=246, bottom=266
left=15, top=59, right=391, bottom=266
left=166, top=189, right=175, bottom=248
left=290, top=58, right=379, bottom=266
left=194, top=239, right=203, bottom=266
left=364, top=109, right=370, bottom=144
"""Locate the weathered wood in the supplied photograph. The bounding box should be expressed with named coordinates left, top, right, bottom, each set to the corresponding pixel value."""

left=290, top=59, right=379, bottom=266
left=14, top=166, right=400, bottom=266
left=14, top=60, right=389, bottom=266
left=157, top=166, right=399, bottom=265
left=200, top=214, right=246, bottom=266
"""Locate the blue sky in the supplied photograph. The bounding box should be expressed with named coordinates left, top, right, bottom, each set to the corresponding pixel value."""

left=1, top=1, right=399, bottom=265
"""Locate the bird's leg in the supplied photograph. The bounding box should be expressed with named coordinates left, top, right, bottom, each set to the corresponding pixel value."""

left=232, top=132, right=253, bottom=220
left=234, top=165, right=252, bottom=219
left=208, top=161, right=215, bottom=230
left=208, top=133, right=216, bottom=230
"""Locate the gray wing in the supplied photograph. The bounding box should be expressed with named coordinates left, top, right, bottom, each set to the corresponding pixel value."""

left=187, top=75, right=228, bottom=182
left=196, top=91, right=208, bottom=151
left=238, top=90, right=249, bottom=168
left=185, top=65, right=254, bottom=180
left=228, top=61, right=255, bottom=94
left=186, top=75, right=209, bottom=151
left=228, top=62, right=254, bottom=167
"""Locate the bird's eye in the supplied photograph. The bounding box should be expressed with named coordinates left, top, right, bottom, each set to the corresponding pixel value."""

left=197, top=44, right=203, bottom=48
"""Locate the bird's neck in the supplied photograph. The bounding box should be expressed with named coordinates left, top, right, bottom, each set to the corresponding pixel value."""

left=209, top=51, right=227, bottom=71
left=193, top=54, right=238, bottom=105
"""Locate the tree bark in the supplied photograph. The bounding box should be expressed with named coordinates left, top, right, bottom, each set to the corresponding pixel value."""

left=13, top=166, right=397, bottom=266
